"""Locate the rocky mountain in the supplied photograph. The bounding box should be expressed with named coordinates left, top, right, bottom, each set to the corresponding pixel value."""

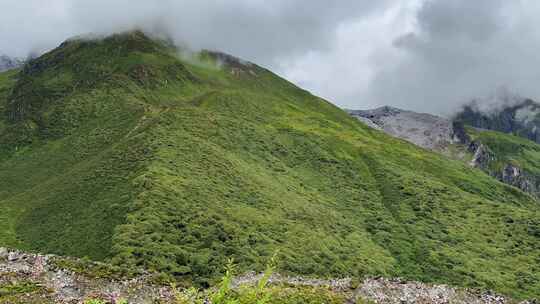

left=348, top=106, right=459, bottom=154
left=349, top=105, right=540, bottom=198
left=1, top=247, right=536, bottom=304
left=0, top=55, right=23, bottom=72
left=455, top=99, right=540, bottom=144
left=0, top=31, right=539, bottom=299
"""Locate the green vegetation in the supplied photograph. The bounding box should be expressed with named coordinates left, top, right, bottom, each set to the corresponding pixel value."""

left=0, top=279, right=50, bottom=304
left=468, top=127, right=540, bottom=177
left=0, top=280, right=42, bottom=296
left=454, top=99, right=540, bottom=144
left=0, top=31, right=539, bottom=299
left=83, top=300, right=108, bottom=304
left=49, top=256, right=144, bottom=280
left=171, top=256, right=349, bottom=304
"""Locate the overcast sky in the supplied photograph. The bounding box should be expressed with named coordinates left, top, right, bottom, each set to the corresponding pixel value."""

left=2, top=0, right=540, bottom=115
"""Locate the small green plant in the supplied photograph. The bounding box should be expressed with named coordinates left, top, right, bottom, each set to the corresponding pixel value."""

left=83, top=299, right=106, bottom=304
left=210, top=259, right=237, bottom=304
left=171, top=283, right=204, bottom=304
left=171, top=254, right=278, bottom=304
left=81, top=297, right=128, bottom=304
left=238, top=252, right=278, bottom=304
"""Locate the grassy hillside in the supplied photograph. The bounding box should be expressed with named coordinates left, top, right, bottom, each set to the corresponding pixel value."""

left=0, top=31, right=539, bottom=298
left=468, top=127, right=540, bottom=176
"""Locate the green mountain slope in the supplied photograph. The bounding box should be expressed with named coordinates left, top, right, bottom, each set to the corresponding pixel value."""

left=469, top=127, right=540, bottom=174
left=446, top=122, right=540, bottom=197
left=0, top=31, right=539, bottom=298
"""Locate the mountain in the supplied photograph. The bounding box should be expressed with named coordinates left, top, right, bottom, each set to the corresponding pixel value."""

left=455, top=99, right=540, bottom=144
left=350, top=105, right=540, bottom=198
left=348, top=106, right=459, bottom=153
left=453, top=99, right=540, bottom=196
left=0, top=55, right=23, bottom=72
left=0, top=31, right=539, bottom=299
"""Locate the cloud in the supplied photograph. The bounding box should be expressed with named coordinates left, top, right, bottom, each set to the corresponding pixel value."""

left=279, top=1, right=419, bottom=109
left=1, top=0, right=75, bottom=57
left=282, top=0, right=540, bottom=115
left=0, top=0, right=392, bottom=65
left=3, top=0, right=540, bottom=116
left=363, top=0, right=540, bottom=115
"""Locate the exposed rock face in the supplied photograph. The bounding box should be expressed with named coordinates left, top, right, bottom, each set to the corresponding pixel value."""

left=498, top=164, right=538, bottom=194
left=202, top=50, right=260, bottom=77
left=0, top=55, right=23, bottom=72
left=454, top=97, right=540, bottom=197
left=459, top=128, right=540, bottom=197
left=455, top=99, right=540, bottom=144
left=348, top=106, right=458, bottom=152
left=468, top=142, right=494, bottom=170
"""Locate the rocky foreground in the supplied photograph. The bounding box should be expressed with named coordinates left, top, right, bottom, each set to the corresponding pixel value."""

left=0, top=248, right=536, bottom=304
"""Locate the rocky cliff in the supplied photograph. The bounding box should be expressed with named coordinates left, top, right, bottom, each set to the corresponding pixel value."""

left=453, top=122, right=540, bottom=197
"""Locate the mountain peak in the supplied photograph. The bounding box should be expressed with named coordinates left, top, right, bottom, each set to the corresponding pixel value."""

left=348, top=105, right=404, bottom=117
left=62, top=29, right=169, bottom=50
left=348, top=106, right=456, bottom=151
left=5, top=30, right=200, bottom=131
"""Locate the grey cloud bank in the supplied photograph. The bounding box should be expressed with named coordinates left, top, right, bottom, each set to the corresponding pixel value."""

left=2, top=0, right=540, bottom=115
left=1, top=0, right=390, bottom=63
left=366, top=0, right=540, bottom=115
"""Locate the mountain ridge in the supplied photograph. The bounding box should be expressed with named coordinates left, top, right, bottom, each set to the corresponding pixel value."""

left=349, top=103, right=540, bottom=198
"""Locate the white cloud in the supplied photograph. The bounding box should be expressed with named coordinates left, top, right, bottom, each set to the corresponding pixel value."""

left=3, top=0, right=540, bottom=115
left=279, top=0, right=419, bottom=109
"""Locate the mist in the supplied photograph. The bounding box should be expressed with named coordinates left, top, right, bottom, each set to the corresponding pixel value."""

left=2, top=0, right=540, bottom=116
left=364, top=0, right=540, bottom=115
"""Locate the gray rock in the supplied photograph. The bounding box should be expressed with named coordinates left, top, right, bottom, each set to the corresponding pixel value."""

left=348, top=106, right=458, bottom=153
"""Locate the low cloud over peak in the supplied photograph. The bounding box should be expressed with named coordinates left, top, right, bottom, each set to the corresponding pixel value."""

left=2, top=0, right=540, bottom=115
